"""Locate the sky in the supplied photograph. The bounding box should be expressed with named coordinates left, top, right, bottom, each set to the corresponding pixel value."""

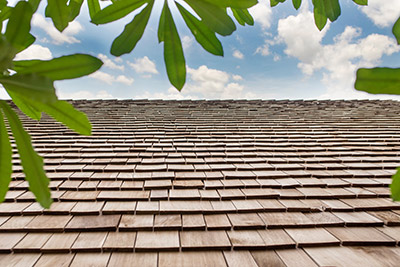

left=2, top=0, right=400, bottom=100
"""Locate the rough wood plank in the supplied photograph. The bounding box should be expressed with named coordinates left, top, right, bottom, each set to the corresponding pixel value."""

left=25, top=215, right=72, bottom=232
left=13, top=233, right=52, bottom=252
left=223, top=251, right=258, bottom=267
left=41, top=232, right=79, bottom=253
left=204, top=214, right=232, bottom=230
left=119, top=215, right=153, bottom=231
left=71, top=232, right=108, bottom=252
left=180, top=230, right=231, bottom=250
left=0, top=253, right=41, bottom=267
left=102, top=201, right=136, bottom=214
left=135, top=231, right=179, bottom=251
left=182, top=214, right=205, bottom=230
left=65, top=215, right=120, bottom=231
left=103, top=231, right=136, bottom=252
left=333, top=212, right=384, bottom=226
left=159, top=251, right=226, bottom=267
left=70, top=201, right=104, bottom=215
left=258, top=212, right=314, bottom=228
left=276, top=248, right=318, bottom=267
left=251, top=250, right=286, bottom=267
left=227, top=230, right=265, bottom=249
left=327, top=227, right=396, bottom=245
left=70, top=253, right=110, bottom=267
left=285, top=228, right=340, bottom=247
left=108, top=253, right=157, bottom=267
left=227, top=213, right=265, bottom=229
left=34, top=254, right=74, bottom=267
left=257, top=229, right=296, bottom=249
left=0, top=233, right=26, bottom=252
left=154, top=214, right=181, bottom=230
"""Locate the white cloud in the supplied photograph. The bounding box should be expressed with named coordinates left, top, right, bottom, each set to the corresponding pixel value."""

left=360, top=0, right=400, bottom=27
left=276, top=10, right=400, bottom=100
left=89, top=71, right=134, bottom=85
left=232, top=74, right=243, bottom=81
left=128, top=56, right=158, bottom=76
left=233, top=50, right=244, bottom=59
left=58, top=90, right=114, bottom=99
left=0, top=86, right=10, bottom=100
left=249, top=1, right=273, bottom=29
left=15, top=44, right=52, bottom=60
left=32, top=14, right=82, bottom=45
left=182, top=35, right=194, bottom=50
left=97, top=54, right=124, bottom=71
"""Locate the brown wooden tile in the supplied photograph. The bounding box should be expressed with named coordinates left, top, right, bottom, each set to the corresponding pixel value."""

left=0, top=253, right=41, bottom=267
left=204, top=214, right=232, bottom=230
left=332, top=211, right=384, bottom=226
left=259, top=212, right=314, bottom=228
left=135, top=231, right=179, bottom=251
left=223, top=250, right=258, bottom=267
left=35, top=254, right=74, bottom=267
left=276, top=248, right=318, bottom=267
left=70, top=252, right=110, bottom=267
left=13, top=233, right=52, bottom=252
left=227, top=230, right=265, bottom=249
left=25, top=215, right=72, bottom=232
left=102, top=201, right=136, bottom=214
left=154, top=214, right=181, bottom=230
left=327, top=227, right=396, bottom=245
left=180, top=230, right=231, bottom=250
left=251, top=250, right=286, bottom=267
left=285, top=228, right=340, bottom=247
left=41, top=232, right=79, bottom=253
left=108, top=252, right=157, bottom=267
left=227, top=213, right=265, bottom=229
left=103, top=231, right=136, bottom=252
left=70, top=201, right=104, bottom=215
left=71, top=232, right=108, bottom=252
left=65, top=215, right=120, bottom=231
left=0, top=233, right=26, bottom=252
left=159, top=251, right=226, bottom=267
left=119, top=215, right=154, bottom=231
left=257, top=229, right=296, bottom=249
left=182, top=214, right=205, bottom=230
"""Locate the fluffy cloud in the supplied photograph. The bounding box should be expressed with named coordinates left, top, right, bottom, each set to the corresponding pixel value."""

left=233, top=50, right=244, bottom=59
left=15, top=44, right=53, bottom=60
left=249, top=1, right=273, bottom=29
left=128, top=56, right=158, bottom=76
left=97, top=54, right=124, bottom=71
left=360, top=0, right=400, bottom=27
left=32, top=14, right=82, bottom=45
left=182, top=35, right=194, bottom=50
left=89, top=71, right=133, bottom=85
left=58, top=90, right=114, bottom=100
left=276, top=10, right=400, bottom=99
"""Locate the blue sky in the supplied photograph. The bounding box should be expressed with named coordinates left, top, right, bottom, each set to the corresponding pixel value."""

left=2, top=0, right=400, bottom=100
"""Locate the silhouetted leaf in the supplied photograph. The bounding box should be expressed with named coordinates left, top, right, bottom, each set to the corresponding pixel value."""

left=355, top=68, right=400, bottom=95
left=393, top=16, right=400, bottom=45
left=111, top=1, right=154, bottom=56
left=162, top=0, right=185, bottom=90
left=45, top=0, right=70, bottom=32
left=91, top=0, right=147, bottom=25
left=0, top=101, right=52, bottom=208
left=391, top=168, right=400, bottom=201
left=0, top=108, right=12, bottom=202
left=176, top=2, right=223, bottom=56
left=184, top=0, right=236, bottom=36
left=15, top=54, right=103, bottom=80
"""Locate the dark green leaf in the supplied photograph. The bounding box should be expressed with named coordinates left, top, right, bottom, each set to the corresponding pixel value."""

left=0, top=108, right=12, bottom=202
left=270, top=0, right=286, bottom=7
left=15, top=54, right=103, bottom=80
left=69, top=0, right=83, bottom=21
left=312, top=0, right=327, bottom=31
left=0, top=74, right=57, bottom=103
left=324, top=0, right=341, bottom=22
left=45, top=0, right=70, bottom=32
left=158, top=2, right=166, bottom=43
left=163, top=0, right=186, bottom=90
left=352, top=0, right=367, bottom=5
left=87, top=0, right=100, bottom=20
left=28, top=0, right=41, bottom=12
left=203, top=0, right=258, bottom=9
left=184, top=0, right=236, bottom=36
left=5, top=1, right=34, bottom=52
left=0, top=6, right=13, bottom=23
left=7, top=90, right=42, bottom=121
left=355, top=68, right=400, bottom=95
left=0, top=0, right=7, bottom=9
left=292, top=0, right=301, bottom=9
left=232, top=8, right=254, bottom=26
left=393, top=16, right=400, bottom=45
left=111, top=1, right=154, bottom=56
left=391, top=168, right=400, bottom=201
left=0, top=101, right=52, bottom=208
left=91, top=0, right=147, bottom=25
left=0, top=35, right=16, bottom=72
left=176, top=2, right=223, bottom=56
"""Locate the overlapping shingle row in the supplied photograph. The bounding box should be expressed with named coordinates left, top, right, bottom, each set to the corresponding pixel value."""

left=1, top=99, right=400, bottom=266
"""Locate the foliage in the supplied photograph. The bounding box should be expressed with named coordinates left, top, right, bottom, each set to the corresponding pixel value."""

left=0, top=0, right=400, bottom=206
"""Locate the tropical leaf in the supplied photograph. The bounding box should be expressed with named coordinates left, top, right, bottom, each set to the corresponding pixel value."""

left=324, top=0, right=341, bottom=22
left=355, top=68, right=400, bottom=95
left=87, top=0, right=100, bottom=20
left=270, top=0, right=286, bottom=7
left=0, top=74, right=57, bottom=103
left=391, top=168, right=400, bottom=201
left=0, top=35, right=16, bottom=72
left=352, top=0, right=367, bottom=5
left=176, top=2, right=223, bottom=56
left=7, top=90, right=42, bottom=121
left=292, top=0, right=301, bottom=10
left=0, top=108, right=12, bottom=202
left=162, top=0, right=186, bottom=90
left=45, top=0, right=70, bottom=32
left=111, top=1, right=154, bottom=57
left=5, top=1, right=34, bottom=52
left=0, top=101, right=52, bottom=208
left=184, top=0, right=236, bottom=36
left=393, top=16, right=400, bottom=45
left=312, top=0, right=327, bottom=31
left=91, top=0, right=147, bottom=25
left=232, top=8, right=254, bottom=26
left=14, top=54, right=103, bottom=80
left=28, top=0, right=41, bottom=12
left=69, top=0, right=84, bottom=21
left=158, top=3, right=166, bottom=43
left=203, top=0, right=258, bottom=9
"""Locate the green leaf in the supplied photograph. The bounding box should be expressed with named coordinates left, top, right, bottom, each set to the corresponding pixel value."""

left=292, top=0, right=301, bottom=9
left=176, top=2, right=223, bottom=56
left=0, top=35, right=16, bottom=72
left=7, top=90, right=42, bottom=121
left=232, top=8, right=254, bottom=26
left=14, top=54, right=103, bottom=80
left=355, top=68, right=400, bottom=95
left=5, top=1, right=34, bottom=52
left=69, top=0, right=83, bottom=21
left=203, top=0, right=258, bottom=9
left=91, top=0, right=147, bottom=25
left=0, top=0, right=7, bottom=9
left=270, top=0, right=286, bottom=7
left=45, top=0, right=70, bottom=32
left=28, top=0, right=41, bottom=12
left=312, top=0, right=327, bottom=31
left=184, top=0, right=236, bottom=36
left=87, top=0, right=100, bottom=20
left=393, top=16, right=400, bottom=45
left=158, top=2, right=166, bottom=43
left=352, top=0, right=367, bottom=5
left=0, top=6, right=13, bottom=23
left=0, top=74, right=57, bottom=103
left=111, top=1, right=154, bottom=57
left=324, top=0, right=341, bottom=22
left=0, top=108, right=12, bottom=202
left=391, top=168, right=400, bottom=201
left=163, top=0, right=186, bottom=90
left=0, top=101, right=52, bottom=208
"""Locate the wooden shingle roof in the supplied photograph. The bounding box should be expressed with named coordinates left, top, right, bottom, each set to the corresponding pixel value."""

left=2, top=99, right=400, bottom=266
